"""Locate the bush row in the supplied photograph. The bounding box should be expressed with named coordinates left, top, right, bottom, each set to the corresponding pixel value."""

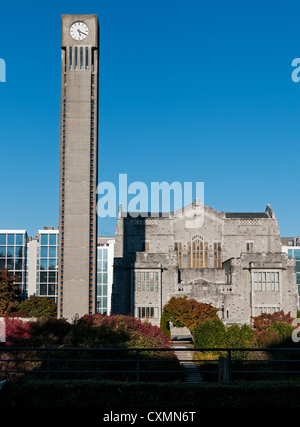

left=1, top=379, right=300, bottom=407
left=193, top=317, right=296, bottom=354
left=0, top=314, right=183, bottom=381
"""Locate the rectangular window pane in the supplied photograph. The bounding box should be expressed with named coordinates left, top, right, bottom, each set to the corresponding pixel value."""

left=69, top=46, right=72, bottom=70
left=48, top=259, right=57, bottom=270
left=80, top=47, right=83, bottom=69
left=85, top=47, right=89, bottom=69
left=103, top=249, right=108, bottom=261
left=40, top=247, right=48, bottom=258
left=48, top=272, right=57, bottom=283
left=49, top=234, right=57, bottom=246
left=49, top=246, right=57, bottom=258
left=7, top=259, right=14, bottom=269
left=0, top=235, right=6, bottom=245
left=48, top=284, right=56, bottom=296
left=6, top=247, right=14, bottom=257
left=40, top=284, right=47, bottom=296
left=15, top=272, right=22, bottom=283
left=15, top=246, right=23, bottom=257
left=0, top=247, right=5, bottom=257
left=16, top=234, right=23, bottom=245
left=40, top=259, right=48, bottom=270
left=40, top=272, right=47, bottom=283
left=40, top=234, right=48, bottom=245
left=75, top=47, right=78, bottom=69
left=7, top=234, right=14, bottom=245
left=15, top=258, right=23, bottom=270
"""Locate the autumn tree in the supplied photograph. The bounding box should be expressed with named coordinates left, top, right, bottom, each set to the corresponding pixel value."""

left=0, top=269, right=20, bottom=316
left=251, top=310, right=294, bottom=332
left=162, top=296, right=219, bottom=333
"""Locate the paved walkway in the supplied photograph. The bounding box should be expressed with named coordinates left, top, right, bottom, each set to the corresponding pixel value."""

left=172, top=344, right=203, bottom=383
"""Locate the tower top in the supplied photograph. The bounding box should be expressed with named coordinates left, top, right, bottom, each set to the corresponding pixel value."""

left=61, top=14, right=98, bottom=47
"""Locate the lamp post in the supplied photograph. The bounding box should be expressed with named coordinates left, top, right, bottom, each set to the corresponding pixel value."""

left=221, top=301, right=225, bottom=322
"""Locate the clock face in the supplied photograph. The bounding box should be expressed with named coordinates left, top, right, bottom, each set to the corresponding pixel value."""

left=70, top=21, right=89, bottom=41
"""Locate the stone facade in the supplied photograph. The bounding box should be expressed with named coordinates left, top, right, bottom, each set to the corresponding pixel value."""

left=111, top=201, right=298, bottom=326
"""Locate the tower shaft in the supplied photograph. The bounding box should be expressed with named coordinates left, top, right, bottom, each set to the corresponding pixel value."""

left=59, top=15, right=99, bottom=320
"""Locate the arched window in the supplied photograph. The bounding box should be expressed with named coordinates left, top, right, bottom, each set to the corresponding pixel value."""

left=187, top=235, right=208, bottom=268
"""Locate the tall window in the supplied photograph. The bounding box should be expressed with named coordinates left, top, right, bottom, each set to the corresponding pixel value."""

left=69, top=47, right=72, bottom=70
left=188, top=236, right=208, bottom=268
left=246, top=241, right=254, bottom=252
left=74, top=47, right=78, bottom=69
left=174, top=242, right=182, bottom=267
left=142, top=240, right=149, bottom=252
left=96, top=247, right=108, bottom=313
left=38, top=232, right=59, bottom=301
left=255, top=306, right=280, bottom=316
left=214, top=242, right=222, bottom=268
left=80, top=47, right=83, bottom=69
left=253, top=272, right=280, bottom=291
left=136, top=307, right=158, bottom=319
left=135, top=271, right=159, bottom=292
left=85, top=47, right=89, bottom=69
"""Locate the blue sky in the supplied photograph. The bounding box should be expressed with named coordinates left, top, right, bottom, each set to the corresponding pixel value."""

left=0, top=0, right=299, bottom=238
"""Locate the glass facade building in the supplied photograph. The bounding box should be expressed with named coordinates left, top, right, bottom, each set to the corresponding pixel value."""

left=96, top=237, right=114, bottom=315
left=36, top=229, right=59, bottom=302
left=0, top=230, right=28, bottom=299
left=0, top=228, right=114, bottom=313
left=96, top=246, right=108, bottom=313
left=282, top=236, right=300, bottom=307
left=287, top=248, right=300, bottom=297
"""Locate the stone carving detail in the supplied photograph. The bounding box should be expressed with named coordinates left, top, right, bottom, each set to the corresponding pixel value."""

left=239, top=219, right=261, bottom=226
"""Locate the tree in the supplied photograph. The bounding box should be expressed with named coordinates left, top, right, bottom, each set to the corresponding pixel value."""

left=0, top=269, right=20, bottom=316
left=162, top=296, right=219, bottom=333
left=9, top=295, right=57, bottom=318
left=251, top=310, right=294, bottom=332
left=193, top=317, right=227, bottom=349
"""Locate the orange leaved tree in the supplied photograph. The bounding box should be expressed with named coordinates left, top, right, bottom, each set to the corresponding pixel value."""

left=0, top=269, right=20, bottom=316
left=251, top=310, right=294, bottom=332
left=162, top=296, right=219, bottom=333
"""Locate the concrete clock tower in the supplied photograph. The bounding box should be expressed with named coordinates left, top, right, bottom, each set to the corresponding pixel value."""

left=58, top=15, right=99, bottom=320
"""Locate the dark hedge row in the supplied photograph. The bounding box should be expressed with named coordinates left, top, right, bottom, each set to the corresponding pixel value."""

left=1, top=379, right=300, bottom=407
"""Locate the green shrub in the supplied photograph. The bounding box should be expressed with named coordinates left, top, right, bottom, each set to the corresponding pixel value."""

left=268, top=321, right=294, bottom=342
left=193, top=318, right=227, bottom=351
left=9, top=296, right=57, bottom=318
left=160, top=311, right=171, bottom=338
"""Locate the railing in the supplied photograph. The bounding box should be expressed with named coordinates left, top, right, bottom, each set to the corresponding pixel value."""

left=0, top=347, right=300, bottom=383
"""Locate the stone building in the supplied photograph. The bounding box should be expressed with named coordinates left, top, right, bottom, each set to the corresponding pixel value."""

left=111, top=200, right=298, bottom=326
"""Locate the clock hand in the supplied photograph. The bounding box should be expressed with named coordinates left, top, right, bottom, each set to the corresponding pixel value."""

left=77, top=29, right=87, bottom=36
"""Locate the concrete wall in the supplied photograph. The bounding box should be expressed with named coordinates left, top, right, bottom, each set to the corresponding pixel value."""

left=58, top=15, right=99, bottom=321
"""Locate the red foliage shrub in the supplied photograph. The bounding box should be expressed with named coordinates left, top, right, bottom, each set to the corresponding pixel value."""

left=251, top=310, right=294, bottom=332
left=4, top=317, right=32, bottom=346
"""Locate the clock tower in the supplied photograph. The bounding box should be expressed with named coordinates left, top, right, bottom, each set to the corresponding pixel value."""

left=59, top=15, right=99, bottom=320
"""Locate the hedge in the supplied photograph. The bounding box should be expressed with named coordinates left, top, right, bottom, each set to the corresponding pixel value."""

left=1, top=379, right=300, bottom=407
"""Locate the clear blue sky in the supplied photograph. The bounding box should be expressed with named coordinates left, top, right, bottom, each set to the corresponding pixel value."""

left=0, top=0, right=299, bottom=238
